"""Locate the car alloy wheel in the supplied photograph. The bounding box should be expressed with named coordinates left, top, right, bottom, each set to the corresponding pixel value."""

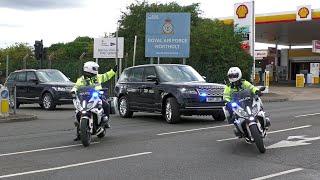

left=165, top=102, right=172, bottom=121
left=42, top=93, right=55, bottom=110
left=119, top=98, right=127, bottom=116
left=43, top=95, right=51, bottom=109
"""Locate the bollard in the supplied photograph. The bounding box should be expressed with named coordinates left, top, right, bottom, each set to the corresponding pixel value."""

left=14, top=85, right=17, bottom=114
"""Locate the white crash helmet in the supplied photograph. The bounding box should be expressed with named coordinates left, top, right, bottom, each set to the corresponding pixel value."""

left=83, top=61, right=99, bottom=75
left=227, top=67, right=242, bottom=83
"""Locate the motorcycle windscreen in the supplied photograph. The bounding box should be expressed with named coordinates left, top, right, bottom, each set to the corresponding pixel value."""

left=77, top=86, right=96, bottom=102
left=231, top=89, right=253, bottom=108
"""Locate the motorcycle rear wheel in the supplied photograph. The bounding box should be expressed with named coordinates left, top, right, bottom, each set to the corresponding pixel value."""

left=80, top=118, right=91, bottom=147
left=249, top=124, right=266, bottom=153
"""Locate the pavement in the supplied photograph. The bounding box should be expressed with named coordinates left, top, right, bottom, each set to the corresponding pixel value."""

left=0, top=113, right=37, bottom=123
left=1, top=101, right=320, bottom=179
left=269, top=85, right=320, bottom=101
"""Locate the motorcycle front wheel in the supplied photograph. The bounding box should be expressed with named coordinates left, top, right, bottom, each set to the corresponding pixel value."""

left=80, top=118, right=91, bottom=147
left=249, top=124, right=266, bottom=153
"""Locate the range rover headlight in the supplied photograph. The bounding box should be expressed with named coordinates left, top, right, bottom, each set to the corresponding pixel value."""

left=178, top=88, right=198, bottom=95
left=52, top=87, right=67, bottom=91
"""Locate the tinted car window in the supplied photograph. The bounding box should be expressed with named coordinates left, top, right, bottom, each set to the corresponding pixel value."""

left=27, top=72, right=37, bottom=81
left=156, top=65, right=205, bottom=83
left=36, top=70, right=70, bottom=82
left=129, top=68, right=143, bottom=82
left=143, top=67, right=157, bottom=82
left=118, top=69, right=130, bottom=82
left=7, top=73, right=16, bottom=81
left=16, top=72, right=26, bottom=82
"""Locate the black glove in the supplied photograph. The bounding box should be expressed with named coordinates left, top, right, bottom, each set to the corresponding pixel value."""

left=112, top=65, right=118, bottom=72
left=255, top=90, right=262, bottom=96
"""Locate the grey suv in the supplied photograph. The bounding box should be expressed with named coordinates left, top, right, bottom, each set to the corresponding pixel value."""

left=114, top=64, right=226, bottom=123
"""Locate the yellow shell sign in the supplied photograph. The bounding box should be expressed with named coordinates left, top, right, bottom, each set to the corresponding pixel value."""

left=236, top=5, right=248, bottom=19
left=298, top=7, right=310, bottom=18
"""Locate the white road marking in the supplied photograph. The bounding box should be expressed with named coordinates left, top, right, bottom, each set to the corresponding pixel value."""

left=267, top=135, right=320, bottom=149
left=251, top=168, right=303, bottom=180
left=294, top=112, right=320, bottom=118
left=157, top=124, right=232, bottom=136
left=0, top=152, right=152, bottom=179
left=216, top=125, right=312, bottom=142
left=0, top=142, right=100, bottom=157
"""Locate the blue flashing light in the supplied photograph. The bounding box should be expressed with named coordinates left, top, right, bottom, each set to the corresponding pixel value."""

left=231, top=102, right=237, bottom=108
left=92, top=92, right=99, bottom=99
left=200, top=92, right=207, bottom=97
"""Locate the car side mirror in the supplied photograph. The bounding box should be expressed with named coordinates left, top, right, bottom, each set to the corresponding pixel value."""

left=259, top=86, right=266, bottom=91
left=146, top=75, right=158, bottom=83
left=202, top=76, right=206, bottom=79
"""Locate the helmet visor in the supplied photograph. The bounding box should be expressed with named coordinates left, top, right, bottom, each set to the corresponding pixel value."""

left=228, top=73, right=239, bottom=79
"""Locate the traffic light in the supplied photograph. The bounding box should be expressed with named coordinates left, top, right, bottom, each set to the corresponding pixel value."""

left=34, top=40, right=43, bottom=60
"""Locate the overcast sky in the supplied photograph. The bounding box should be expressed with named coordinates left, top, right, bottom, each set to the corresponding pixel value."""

left=0, top=0, right=319, bottom=49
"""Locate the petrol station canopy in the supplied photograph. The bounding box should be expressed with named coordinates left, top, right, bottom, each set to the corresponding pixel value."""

left=221, top=8, right=320, bottom=46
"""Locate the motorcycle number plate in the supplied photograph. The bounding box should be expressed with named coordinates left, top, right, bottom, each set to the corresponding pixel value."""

left=206, top=97, right=221, bottom=102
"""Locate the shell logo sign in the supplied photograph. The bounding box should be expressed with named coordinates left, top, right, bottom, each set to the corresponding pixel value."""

left=298, top=7, right=310, bottom=18
left=236, top=5, right=249, bottom=19
left=296, top=5, right=312, bottom=21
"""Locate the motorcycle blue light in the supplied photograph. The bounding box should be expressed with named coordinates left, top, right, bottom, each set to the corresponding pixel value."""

left=92, top=92, right=99, bottom=98
left=231, top=102, right=237, bottom=108
left=200, top=92, right=207, bottom=97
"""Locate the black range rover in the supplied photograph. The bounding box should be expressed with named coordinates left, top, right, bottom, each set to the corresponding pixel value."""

left=5, top=69, right=74, bottom=110
left=115, top=64, right=226, bottom=123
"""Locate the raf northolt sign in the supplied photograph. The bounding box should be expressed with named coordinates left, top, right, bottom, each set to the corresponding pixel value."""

left=145, top=13, right=190, bottom=58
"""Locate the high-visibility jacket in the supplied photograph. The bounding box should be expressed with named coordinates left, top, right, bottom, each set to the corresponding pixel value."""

left=72, top=69, right=115, bottom=92
left=223, top=80, right=258, bottom=103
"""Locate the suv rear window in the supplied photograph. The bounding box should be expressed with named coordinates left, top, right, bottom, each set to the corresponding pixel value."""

left=16, top=72, right=26, bottom=82
left=143, top=67, right=157, bottom=82
left=129, top=67, right=144, bottom=82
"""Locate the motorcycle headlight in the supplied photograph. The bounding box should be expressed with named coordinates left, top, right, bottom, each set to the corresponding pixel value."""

left=86, top=102, right=95, bottom=109
left=252, top=104, right=259, bottom=115
left=73, top=99, right=82, bottom=111
left=235, top=108, right=248, bottom=117
left=52, top=86, right=67, bottom=91
left=179, top=88, right=198, bottom=95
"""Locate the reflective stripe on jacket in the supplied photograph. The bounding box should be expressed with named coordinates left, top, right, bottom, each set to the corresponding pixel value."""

left=72, top=69, right=115, bottom=91
left=223, top=80, right=258, bottom=103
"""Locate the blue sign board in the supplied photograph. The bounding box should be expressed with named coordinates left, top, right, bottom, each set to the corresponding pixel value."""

left=145, top=13, right=190, bottom=58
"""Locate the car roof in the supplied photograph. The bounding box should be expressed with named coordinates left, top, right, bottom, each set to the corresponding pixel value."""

left=12, top=69, right=59, bottom=73
left=124, top=64, right=189, bottom=71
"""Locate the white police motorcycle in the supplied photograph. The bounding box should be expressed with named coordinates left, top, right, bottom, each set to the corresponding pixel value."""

left=227, top=87, right=270, bottom=153
left=73, top=86, right=109, bottom=147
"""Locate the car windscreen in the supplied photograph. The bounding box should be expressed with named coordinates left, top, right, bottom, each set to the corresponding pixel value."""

left=156, top=66, right=205, bottom=83
left=36, top=70, right=70, bottom=83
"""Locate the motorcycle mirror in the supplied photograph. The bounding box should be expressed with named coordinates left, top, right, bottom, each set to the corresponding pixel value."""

left=259, top=86, right=266, bottom=91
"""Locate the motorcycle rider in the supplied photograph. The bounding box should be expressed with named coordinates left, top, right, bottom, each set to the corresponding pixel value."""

left=223, top=67, right=270, bottom=136
left=72, top=61, right=117, bottom=141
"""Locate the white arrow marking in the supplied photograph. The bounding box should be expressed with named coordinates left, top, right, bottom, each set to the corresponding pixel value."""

left=287, top=135, right=306, bottom=140
left=267, top=135, right=320, bottom=149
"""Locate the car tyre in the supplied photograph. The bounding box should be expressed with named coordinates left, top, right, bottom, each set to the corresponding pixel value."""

left=164, top=97, right=180, bottom=124
left=212, top=110, right=226, bottom=121
left=42, top=93, right=56, bottom=110
left=118, top=96, right=133, bottom=118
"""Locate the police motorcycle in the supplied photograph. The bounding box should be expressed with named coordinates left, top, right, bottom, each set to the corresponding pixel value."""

left=227, top=87, right=269, bottom=153
left=72, top=86, right=109, bottom=147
